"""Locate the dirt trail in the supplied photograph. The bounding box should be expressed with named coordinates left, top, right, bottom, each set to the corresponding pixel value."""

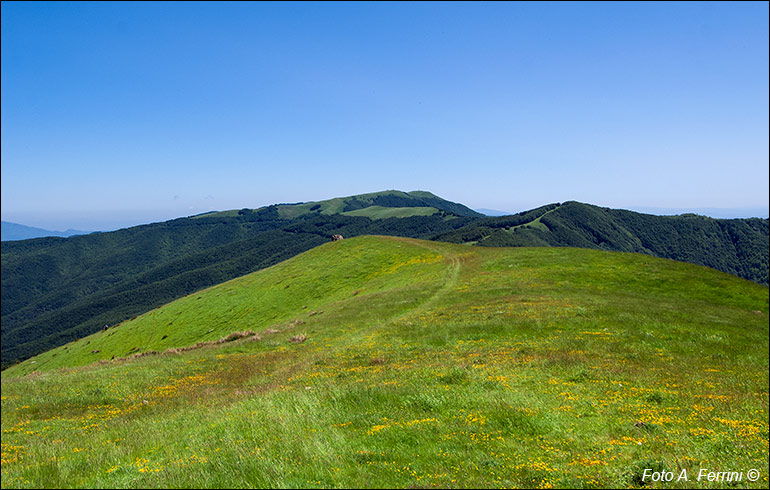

left=377, top=236, right=466, bottom=321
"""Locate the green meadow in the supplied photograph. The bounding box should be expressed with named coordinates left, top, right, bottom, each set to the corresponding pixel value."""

left=341, top=205, right=440, bottom=219
left=2, top=236, right=768, bottom=488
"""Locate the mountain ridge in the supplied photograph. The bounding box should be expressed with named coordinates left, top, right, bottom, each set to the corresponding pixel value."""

left=2, top=190, right=767, bottom=369
left=1, top=221, right=93, bottom=241
left=435, top=200, right=769, bottom=286
left=196, top=189, right=484, bottom=220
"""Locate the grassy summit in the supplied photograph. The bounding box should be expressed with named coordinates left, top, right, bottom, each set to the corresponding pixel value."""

left=196, top=190, right=484, bottom=220
left=1, top=236, right=768, bottom=488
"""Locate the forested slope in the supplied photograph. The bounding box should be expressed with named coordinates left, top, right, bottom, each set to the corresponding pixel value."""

left=1, top=207, right=474, bottom=367
left=434, top=201, right=769, bottom=286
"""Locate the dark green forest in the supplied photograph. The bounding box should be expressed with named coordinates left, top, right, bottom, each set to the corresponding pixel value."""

left=435, top=201, right=769, bottom=286
left=2, top=196, right=768, bottom=369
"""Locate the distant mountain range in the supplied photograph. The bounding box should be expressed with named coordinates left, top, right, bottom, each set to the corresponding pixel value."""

left=1, top=221, right=93, bottom=241
left=630, top=206, right=769, bottom=219
left=2, top=190, right=767, bottom=368
left=474, top=208, right=512, bottom=217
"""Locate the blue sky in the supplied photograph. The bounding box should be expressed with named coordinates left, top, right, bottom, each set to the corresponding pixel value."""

left=2, top=1, right=768, bottom=230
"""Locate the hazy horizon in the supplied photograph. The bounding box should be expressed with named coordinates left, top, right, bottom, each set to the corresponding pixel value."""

left=2, top=2, right=768, bottom=231
left=3, top=191, right=768, bottom=234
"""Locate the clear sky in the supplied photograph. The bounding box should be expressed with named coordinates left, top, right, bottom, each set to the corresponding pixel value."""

left=2, top=1, right=768, bottom=230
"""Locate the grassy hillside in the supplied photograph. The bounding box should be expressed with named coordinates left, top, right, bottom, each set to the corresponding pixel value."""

left=435, top=201, right=770, bottom=286
left=1, top=202, right=475, bottom=368
left=2, top=236, right=767, bottom=488
left=3, top=194, right=767, bottom=370
left=342, top=206, right=440, bottom=219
